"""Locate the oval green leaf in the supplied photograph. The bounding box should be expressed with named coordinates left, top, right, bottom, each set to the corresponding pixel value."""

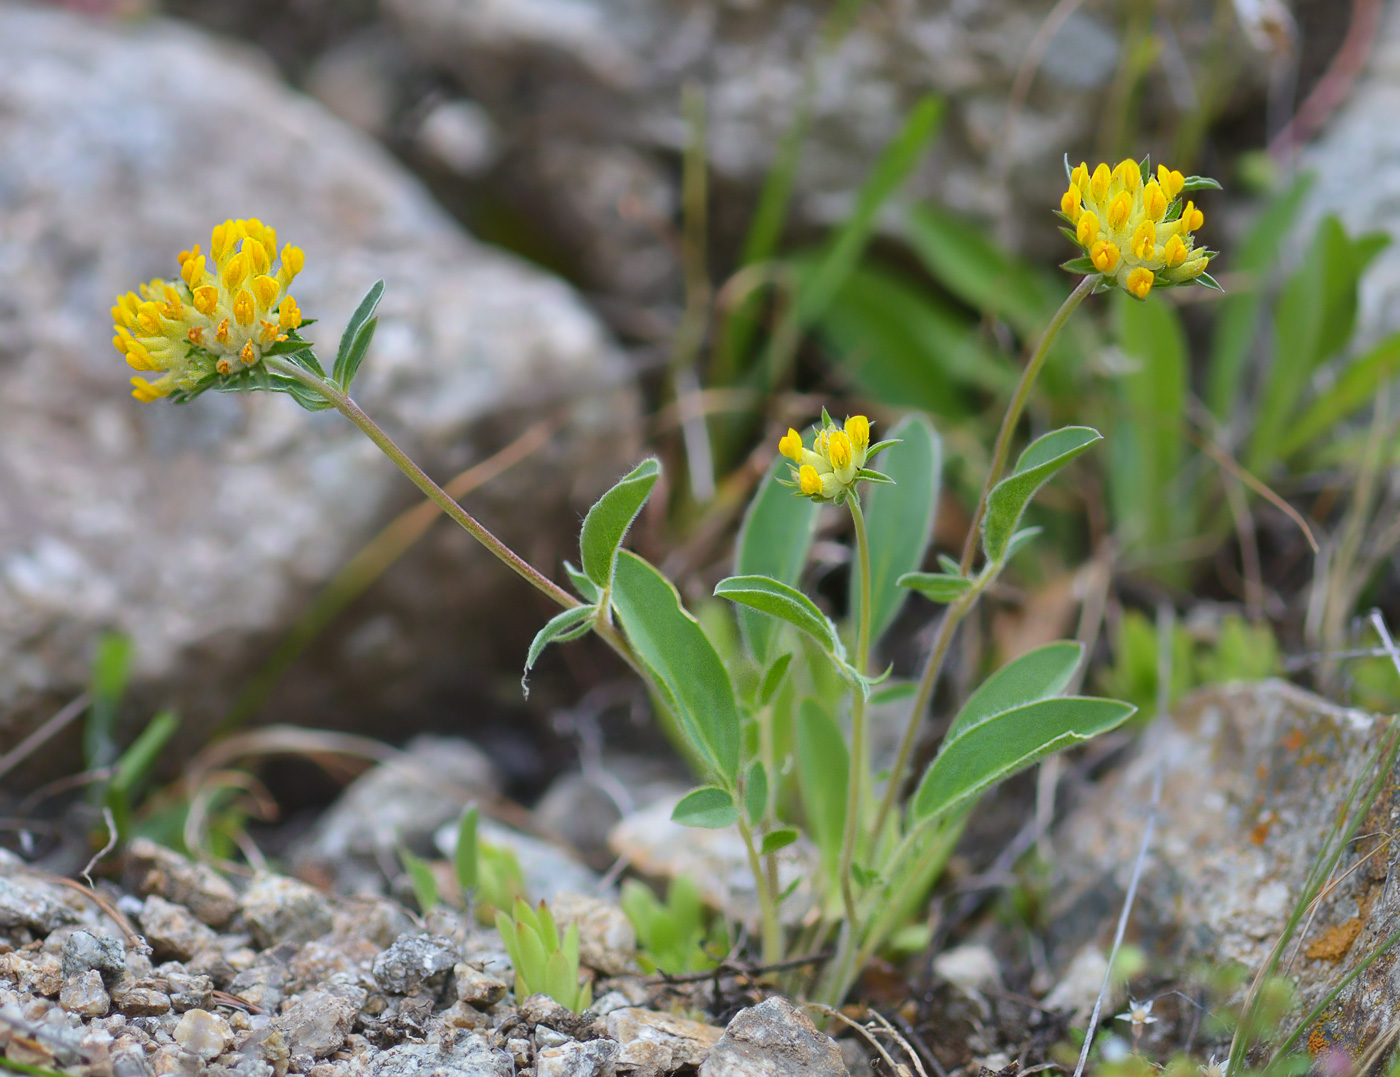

left=715, top=575, right=843, bottom=659
left=522, top=604, right=596, bottom=694
left=795, top=700, right=849, bottom=870
left=612, top=551, right=742, bottom=783
left=761, top=828, right=800, bottom=855
left=672, top=786, right=739, bottom=829
left=982, top=426, right=1102, bottom=563
left=944, top=640, right=1084, bottom=742
left=744, top=760, right=769, bottom=826
left=580, top=458, right=661, bottom=590
left=914, top=696, right=1134, bottom=822
left=897, top=571, right=971, bottom=604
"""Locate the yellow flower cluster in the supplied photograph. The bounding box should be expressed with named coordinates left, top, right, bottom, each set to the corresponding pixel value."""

left=1060, top=159, right=1211, bottom=299
left=780, top=415, right=872, bottom=504
left=112, top=218, right=305, bottom=401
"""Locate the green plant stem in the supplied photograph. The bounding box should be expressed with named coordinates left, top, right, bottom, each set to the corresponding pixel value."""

left=264, top=356, right=642, bottom=672
left=738, top=817, right=784, bottom=965
left=871, top=274, right=1095, bottom=841
left=827, top=495, right=874, bottom=996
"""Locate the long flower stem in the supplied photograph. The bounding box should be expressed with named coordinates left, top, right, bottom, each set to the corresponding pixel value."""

left=870, top=274, right=1095, bottom=840
left=265, top=356, right=642, bottom=670
left=830, top=495, right=874, bottom=988
left=738, top=817, right=784, bottom=966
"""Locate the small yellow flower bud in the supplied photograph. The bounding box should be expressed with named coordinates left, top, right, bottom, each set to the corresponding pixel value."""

left=1071, top=162, right=1090, bottom=192
left=188, top=326, right=205, bottom=345
left=1163, top=234, right=1188, bottom=268
left=1060, top=185, right=1082, bottom=221
left=828, top=430, right=853, bottom=470
left=1113, top=158, right=1141, bottom=193
left=259, top=319, right=281, bottom=344
left=1158, top=165, right=1185, bottom=200
left=240, top=341, right=257, bottom=365
left=222, top=251, right=250, bottom=291
left=1076, top=210, right=1100, bottom=248
left=1090, top=240, right=1120, bottom=274
left=1107, top=190, right=1133, bottom=231
left=233, top=289, right=255, bottom=327
left=1181, top=200, right=1204, bottom=232
left=248, top=239, right=271, bottom=276
left=1090, top=163, right=1111, bottom=202
left=1143, top=180, right=1167, bottom=222
left=211, top=221, right=233, bottom=262
left=181, top=253, right=206, bottom=287
left=252, top=274, right=280, bottom=310
left=282, top=244, right=304, bottom=276
left=1126, top=268, right=1155, bottom=299
left=1131, top=220, right=1156, bottom=261
left=131, top=376, right=167, bottom=402
left=845, top=414, right=869, bottom=452
left=278, top=296, right=302, bottom=330
left=177, top=246, right=198, bottom=268
left=192, top=285, right=220, bottom=315
left=779, top=427, right=804, bottom=461
left=216, top=318, right=230, bottom=344
left=217, top=358, right=233, bottom=375
left=799, top=465, right=823, bottom=497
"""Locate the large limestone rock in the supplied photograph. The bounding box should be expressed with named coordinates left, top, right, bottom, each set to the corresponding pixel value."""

left=0, top=2, right=637, bottom=765
left=1046, top=681, right=1399, bottom=1064
left=384, top=0, right=1274, bottom=298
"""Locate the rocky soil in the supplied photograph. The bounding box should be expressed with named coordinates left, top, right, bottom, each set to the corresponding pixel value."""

left=0, top=838, right=854, bottom=1077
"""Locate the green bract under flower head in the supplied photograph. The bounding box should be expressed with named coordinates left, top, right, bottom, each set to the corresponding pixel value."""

left=112, top=218, right=306, bottom=401
left=777, top=411, right=897, bottom=505
left=1059, top=157, right=1221, bottom=298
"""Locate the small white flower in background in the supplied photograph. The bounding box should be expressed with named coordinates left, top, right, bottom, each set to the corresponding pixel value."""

left=1116, top=998, right=1157, bottom=1029
left=1201, top=1054, right=1228, bottom=1077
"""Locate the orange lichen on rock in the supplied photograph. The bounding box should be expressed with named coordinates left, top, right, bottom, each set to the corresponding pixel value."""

left=1304, top=918, right=1363, bottom=962
left=1282, top=728, right=1306, bottom=752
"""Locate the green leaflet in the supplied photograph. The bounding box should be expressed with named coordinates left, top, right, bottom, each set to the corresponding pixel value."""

left=854, top=414, right=940, bottom=644
left=580, top=458, right=662, bottom=591
left=897, top=571, right=971, bottom=604
left=734, top=454, right=820, bottom=663
left=982, top=427, right=1102, bottom=563
left=913, top=696, right=1134, bottom=821
left=715, top=575, right=844, bottom=659
left=672, top=786, right=739, bottom=829
left=612, top=551, right=742, bottom=783
left=332, top=279, right=384, bottom=389
left=944, top=640, right=1083, bottom=742
left=521, top=604, right=596, bottom=693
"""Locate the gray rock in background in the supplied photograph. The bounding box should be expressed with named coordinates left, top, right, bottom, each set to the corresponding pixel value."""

left=1298, top=1, right=1400, bottom=347
left=1045, top=681, right=1399, bottom=1064
left=0, top=2, right=638, bottom=767
left=383, top=0, right=1271, bottom=298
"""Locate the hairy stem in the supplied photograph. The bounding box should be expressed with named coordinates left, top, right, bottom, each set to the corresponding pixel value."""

left=738, top=817, right=784, bottom=965
left=871, top=274, right=1095, bottom=839
left=264, top=356, right=643, bottom=670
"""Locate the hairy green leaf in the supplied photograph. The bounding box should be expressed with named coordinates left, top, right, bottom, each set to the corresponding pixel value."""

left=522, top=605, right=596, bottom=692
left=332, top=279, right=384, bottom=388
left=945, top=640, right=1084, bottom=742
left=580, top=458, right=661, bottom=591
left=897, top=571, right=971, bottom=604
left=672, top=786, right=739, bottom=829
left=613, top=552, right=742, bottom=783
left=982, top=427, right=1101, bottom=563
left=914, top=697, right=1134, bottom=821
left=715, top=575, right=843, bottom=659
left=796, top=700, right=849, bottom=871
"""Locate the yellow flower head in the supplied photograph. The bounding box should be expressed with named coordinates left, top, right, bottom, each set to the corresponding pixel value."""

left=113, top=218, right=306, bottom=401
left=777, top=412, right=886, bottom=505
left=1059, top=156, right=1219, bottom=300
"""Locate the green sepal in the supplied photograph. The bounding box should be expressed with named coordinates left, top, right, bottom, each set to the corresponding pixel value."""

left=856, top=468, right=895, bottom=484
left=864, top=438, right=902, bottom=459
left=1181, top=175, right=1222, bottom=192
left=1060, top=256, right=1096, bottom=274
left=1195, top=271, right=1225, bottom=292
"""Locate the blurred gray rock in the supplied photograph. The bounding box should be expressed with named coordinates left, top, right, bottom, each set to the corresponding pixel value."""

left=536, top=1038, right=619, bottom=1077
left=125, top=840, right=239, bottom=929
left=698, top=996, right=847, bottom=1077
left=534, top=753, right=687, bottom=864
left=0, top=1, right=637, bottom=765
left=1046, top=681, right=1398, bottom=1064
left=385, top=0, right=1272, bottom=298
left=292, top=734, right=498, bottom=894
left=275, top=989, right=358, bottom=1059
left=434, top=817, right=601, bottom=903
left=239, top=875, right=333, bottom=949
left=368, top=1034, right=513, bottom=1076
left=1298, top=2, right=1400, bottom=347
left=549, top=892, right=635, bottom=976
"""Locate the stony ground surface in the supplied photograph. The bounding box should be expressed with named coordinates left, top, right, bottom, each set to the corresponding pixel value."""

left=0, top=838, right=854, bottom=1077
